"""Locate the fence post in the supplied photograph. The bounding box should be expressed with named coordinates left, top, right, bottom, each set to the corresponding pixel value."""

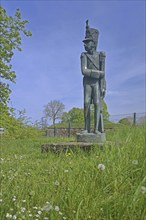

left=133, top=112, right=136, bottom=126
left=54, top=125, right=56, bottom=136
left=68, top=121, right=71, bottom=137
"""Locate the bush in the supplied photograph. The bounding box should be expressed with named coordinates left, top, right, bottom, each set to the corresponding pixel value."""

left=119, top=117, right=132, bottom=125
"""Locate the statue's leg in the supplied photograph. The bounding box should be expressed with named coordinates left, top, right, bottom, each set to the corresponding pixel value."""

left=93, top=83, right=101, bottom=134
left=84, top=83, right=91, bottom=133
left=84, top=103, right=90, bottom=132
left=94, top=103, right=101, bottom=133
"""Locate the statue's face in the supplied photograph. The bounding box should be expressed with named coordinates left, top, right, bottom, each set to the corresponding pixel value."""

left=84, top=40, right=95, bottom=52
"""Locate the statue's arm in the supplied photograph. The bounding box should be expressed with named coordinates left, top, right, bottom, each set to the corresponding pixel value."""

left=80, top=53, right=104, bottom=79
left=80, top=53, right=91, bottom=77
left=91, top=69, right=104, bottom=79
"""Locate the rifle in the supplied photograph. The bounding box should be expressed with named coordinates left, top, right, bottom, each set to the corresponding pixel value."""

left=99, top=51, right=106, bottom=97
left=99, top=52, right=106, bottom=132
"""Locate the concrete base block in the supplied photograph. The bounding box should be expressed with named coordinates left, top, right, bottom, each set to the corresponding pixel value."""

left=76, top=132, right=106, bottom=143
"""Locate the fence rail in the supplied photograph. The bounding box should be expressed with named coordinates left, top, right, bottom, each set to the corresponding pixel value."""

left=109, top=112, right=145, bottom=124
left=45, top=112, right=146, bottom=137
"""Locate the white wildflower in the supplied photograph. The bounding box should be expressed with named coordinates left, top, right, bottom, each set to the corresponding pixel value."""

left=21, top=207, right=26, bottom=212
left=29, top=190, right=35, bottom=196
left=38, top=210, right=42, bottom=215
left=98, top=163, right=105, bottom=170
left=33, top=206, right=38, bottom=210
left=29, top=214, right=32, bottom=217
left=141, top=186, right=146, bottom=194
left=54, top=206, right=60, bottom=212
left=59, top=211, right=63, bottom=215
left=42, top=203, right=53, bottom=211
left=12, top=215, right=17, bottom=219
left=0, top=199, right=2, bottom=202
left=63, top=217, right=67, bottom=220
left=132, top=160, right=138, bottom=165
left=22, top=200, right=26, bottom=203
left=54, top=180, right=60, bottom=186
left=64, top=170, right=69, bottom=173
left=12, top=196, right=16, bottom=202
left=44, top=218, right=49, bottom=220
left=6, top=213, right=10, bottom=218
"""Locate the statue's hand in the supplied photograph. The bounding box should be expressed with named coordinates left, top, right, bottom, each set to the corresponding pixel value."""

left=101, top=89, right=106, bottom=98
left=90, top=71, right=100, bottom=79
left=100, top=72, right=105, bottom=78
left=90, top=71, right=104, bottom=79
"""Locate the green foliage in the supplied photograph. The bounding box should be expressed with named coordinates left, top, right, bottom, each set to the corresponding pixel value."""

left=0, top=6, right=33, bottom=139
left=0, top=107, right=41, bottom=139
left=119, top=117, right=132, bottom=126
left=104, top=119, right=120, bottom=130
left=0, top=6, right=32, bottom=106
left=62, top=107, right=84, bottom=127
left=1, top=126, right=146, bottom=219
left=61, top=101, right=109, bottom=128
left=102, top=100, right=109, bottom=119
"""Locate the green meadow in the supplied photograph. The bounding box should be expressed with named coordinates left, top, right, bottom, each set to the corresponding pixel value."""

left=1, top=126, right=146, bottom=220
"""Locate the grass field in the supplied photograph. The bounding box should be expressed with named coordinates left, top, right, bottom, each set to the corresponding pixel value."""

left=1, top=126, right=146, bottom=220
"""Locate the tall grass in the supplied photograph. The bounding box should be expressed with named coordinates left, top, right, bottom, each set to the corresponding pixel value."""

left=1, top=126, right=146, bottom=220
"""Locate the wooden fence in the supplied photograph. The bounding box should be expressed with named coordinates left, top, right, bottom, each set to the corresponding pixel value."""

left=45, top=112, right=145, bottom=137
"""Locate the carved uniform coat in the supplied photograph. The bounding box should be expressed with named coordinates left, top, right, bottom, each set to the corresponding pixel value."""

left=81, top=51, right=105, bottom=104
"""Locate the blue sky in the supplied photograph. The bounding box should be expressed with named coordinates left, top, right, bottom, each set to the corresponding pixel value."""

left=1, top=0, right=146, bottom=123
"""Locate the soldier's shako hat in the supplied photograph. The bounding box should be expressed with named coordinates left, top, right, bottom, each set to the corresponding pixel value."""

left=83, top=20, right=99, bottom=49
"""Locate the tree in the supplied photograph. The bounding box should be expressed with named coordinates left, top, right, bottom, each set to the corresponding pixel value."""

left=102, top=100, right=109, bottom=120
left=61, top=100, right=109, bottom=127
left=38, top=117, right=48, bottom=129
left=16, top=108, right=31, bottom=125
left=44, top=100, right=65, bottom=125
left=0, top=6, right=32, bottom=108
left=68, top=108, right=84, bottom=127
left=119, top=117, right=132, bottom=126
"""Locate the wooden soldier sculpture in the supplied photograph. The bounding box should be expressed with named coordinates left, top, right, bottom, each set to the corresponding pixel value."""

left=80, top=20, right=106, bottom=136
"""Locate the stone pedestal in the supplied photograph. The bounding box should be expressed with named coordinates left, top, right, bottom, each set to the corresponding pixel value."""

left=41, top=142, right=94, bottom=153
left=76, top=132, right=106, bottom=143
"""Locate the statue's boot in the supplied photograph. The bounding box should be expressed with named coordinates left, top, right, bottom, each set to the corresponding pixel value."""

left=94, top=104, right=101, bottom=134
left=84, top=103, right=90, bottom=133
